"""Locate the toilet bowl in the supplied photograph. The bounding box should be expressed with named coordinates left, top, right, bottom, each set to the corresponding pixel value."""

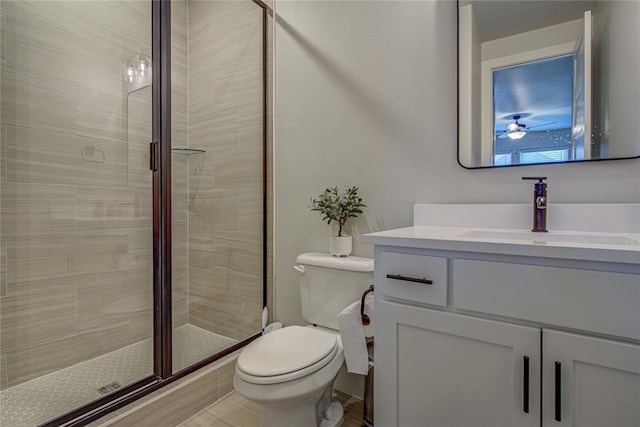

left=234, top=253, right=374, bottom=427
left=234, top=326, right=345, bottom=427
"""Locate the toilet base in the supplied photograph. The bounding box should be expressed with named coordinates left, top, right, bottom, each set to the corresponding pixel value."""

left=319, top=401, right=344, bottom=427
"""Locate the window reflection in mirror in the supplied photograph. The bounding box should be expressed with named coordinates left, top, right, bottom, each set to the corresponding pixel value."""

left=493, top=55, right=574, bottom=166
left=458, top=0, right=640, bottom=168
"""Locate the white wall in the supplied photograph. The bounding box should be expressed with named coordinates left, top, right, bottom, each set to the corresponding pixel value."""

left=273, top=0, right=639, bottom=344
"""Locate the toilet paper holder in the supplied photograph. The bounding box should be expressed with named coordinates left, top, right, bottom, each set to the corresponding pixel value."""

left=360, top=284, right=374, bottom=326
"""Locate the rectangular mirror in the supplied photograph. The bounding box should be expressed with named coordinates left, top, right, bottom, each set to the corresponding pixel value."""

left=458, top=0, right=640, bottom=168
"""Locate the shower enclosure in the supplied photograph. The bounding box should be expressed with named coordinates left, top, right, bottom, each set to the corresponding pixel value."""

left=0, top=1, right=270, bottom=425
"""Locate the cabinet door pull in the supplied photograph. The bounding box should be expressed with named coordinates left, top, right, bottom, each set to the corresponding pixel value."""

left=523, top=356, right=530, bottom=414
left=555, top=361, right=562, bottom=422
left=386, top=274, right=433, bottom=285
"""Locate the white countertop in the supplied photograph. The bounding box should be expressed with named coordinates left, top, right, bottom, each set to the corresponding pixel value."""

left=362, top=226, right=640, bottom=265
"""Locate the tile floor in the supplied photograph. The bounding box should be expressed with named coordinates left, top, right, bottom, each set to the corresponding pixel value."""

left=179, top=390, right=365, bottom=427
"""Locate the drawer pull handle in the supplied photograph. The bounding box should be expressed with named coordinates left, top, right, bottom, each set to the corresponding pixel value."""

left=555, top=361, right=562, bottom=422
left=523, top=356, right=530, bottom=413
left=386, top=274, right=433, bottom=285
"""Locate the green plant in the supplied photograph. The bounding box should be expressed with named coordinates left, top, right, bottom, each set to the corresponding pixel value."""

left=309, top=186, right=366, bottom=237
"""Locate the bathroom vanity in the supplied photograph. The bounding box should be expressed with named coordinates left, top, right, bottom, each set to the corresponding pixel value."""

left=362, top=204, right=640, bottom=427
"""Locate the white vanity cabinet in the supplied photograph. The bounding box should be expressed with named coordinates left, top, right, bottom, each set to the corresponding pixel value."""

left=377, top=300, right=541, bottom=427
left=367, top=244, right=640, bottom=427
left=542, top=330, right=640, bottom=427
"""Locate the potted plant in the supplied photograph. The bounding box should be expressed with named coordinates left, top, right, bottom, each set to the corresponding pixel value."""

left=309, top=186, right=366, bottom=257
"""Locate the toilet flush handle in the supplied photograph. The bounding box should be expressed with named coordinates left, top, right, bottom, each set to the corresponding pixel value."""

left=293, top=265, right=306, bottom=273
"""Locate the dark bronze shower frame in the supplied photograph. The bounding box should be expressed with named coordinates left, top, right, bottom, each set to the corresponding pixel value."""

left=39, top=0, right=269, bottom=425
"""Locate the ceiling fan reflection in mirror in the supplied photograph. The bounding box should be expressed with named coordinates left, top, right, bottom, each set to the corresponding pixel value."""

left=497, top=114, right=556, bottom=140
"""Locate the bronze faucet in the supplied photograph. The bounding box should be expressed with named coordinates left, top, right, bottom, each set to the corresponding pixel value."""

left=522, top=177, right=548, bottom=232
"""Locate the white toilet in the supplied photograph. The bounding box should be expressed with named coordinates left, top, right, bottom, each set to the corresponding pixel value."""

left=234, top=252, right=374, bottom=427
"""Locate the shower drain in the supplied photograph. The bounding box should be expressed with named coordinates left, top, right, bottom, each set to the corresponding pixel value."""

left=96, top=382, right=121, bottom=395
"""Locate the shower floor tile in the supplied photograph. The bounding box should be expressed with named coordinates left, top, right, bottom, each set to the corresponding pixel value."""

left=0, top=324, right=237, bottom=427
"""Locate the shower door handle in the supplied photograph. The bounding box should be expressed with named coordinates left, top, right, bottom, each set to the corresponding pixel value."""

left=150, top=141, right=159, bottom=171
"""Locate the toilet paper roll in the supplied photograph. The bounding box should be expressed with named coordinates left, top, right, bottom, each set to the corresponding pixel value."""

left=338, top=294, right=374, bottom=376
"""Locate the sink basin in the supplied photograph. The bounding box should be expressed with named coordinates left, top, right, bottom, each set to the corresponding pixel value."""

left=460, top=230, right=640, bottom=246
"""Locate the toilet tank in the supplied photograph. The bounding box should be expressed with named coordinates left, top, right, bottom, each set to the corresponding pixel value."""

left=296, top=252, right=374, bottom=330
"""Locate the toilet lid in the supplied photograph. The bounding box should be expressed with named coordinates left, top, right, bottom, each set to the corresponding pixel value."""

left=237, top=326, right=338, bottom=378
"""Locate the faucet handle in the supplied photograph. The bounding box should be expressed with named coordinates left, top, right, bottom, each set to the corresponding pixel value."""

left=522, top=176, right=547, bottom=183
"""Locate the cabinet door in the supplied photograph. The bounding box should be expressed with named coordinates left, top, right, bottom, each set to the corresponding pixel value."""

left=376, top=300, right=540, bottom=427
left=543, top=329, right=640, bottom=427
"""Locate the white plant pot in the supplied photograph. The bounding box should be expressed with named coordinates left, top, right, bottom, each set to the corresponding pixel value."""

left=329, top=235, right=352, bottom=257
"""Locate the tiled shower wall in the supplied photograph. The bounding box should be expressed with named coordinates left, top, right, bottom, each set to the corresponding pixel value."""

left=0, top=0, right=188, bottom=389
left=186, top=1, right=266, bottom=340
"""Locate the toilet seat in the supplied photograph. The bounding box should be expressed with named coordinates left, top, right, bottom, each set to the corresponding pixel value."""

left=236, top=326, right=340, bottom=385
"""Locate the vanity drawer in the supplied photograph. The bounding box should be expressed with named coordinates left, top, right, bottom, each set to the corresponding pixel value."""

left=378, top=251, right=447, bottom=306
left=453, top=259, right=640, bottom=340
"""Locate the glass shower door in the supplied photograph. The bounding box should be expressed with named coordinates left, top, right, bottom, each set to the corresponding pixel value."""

left=0, top=1, right=155, bottom=425
left=171, top=0, right=267, bottom=372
